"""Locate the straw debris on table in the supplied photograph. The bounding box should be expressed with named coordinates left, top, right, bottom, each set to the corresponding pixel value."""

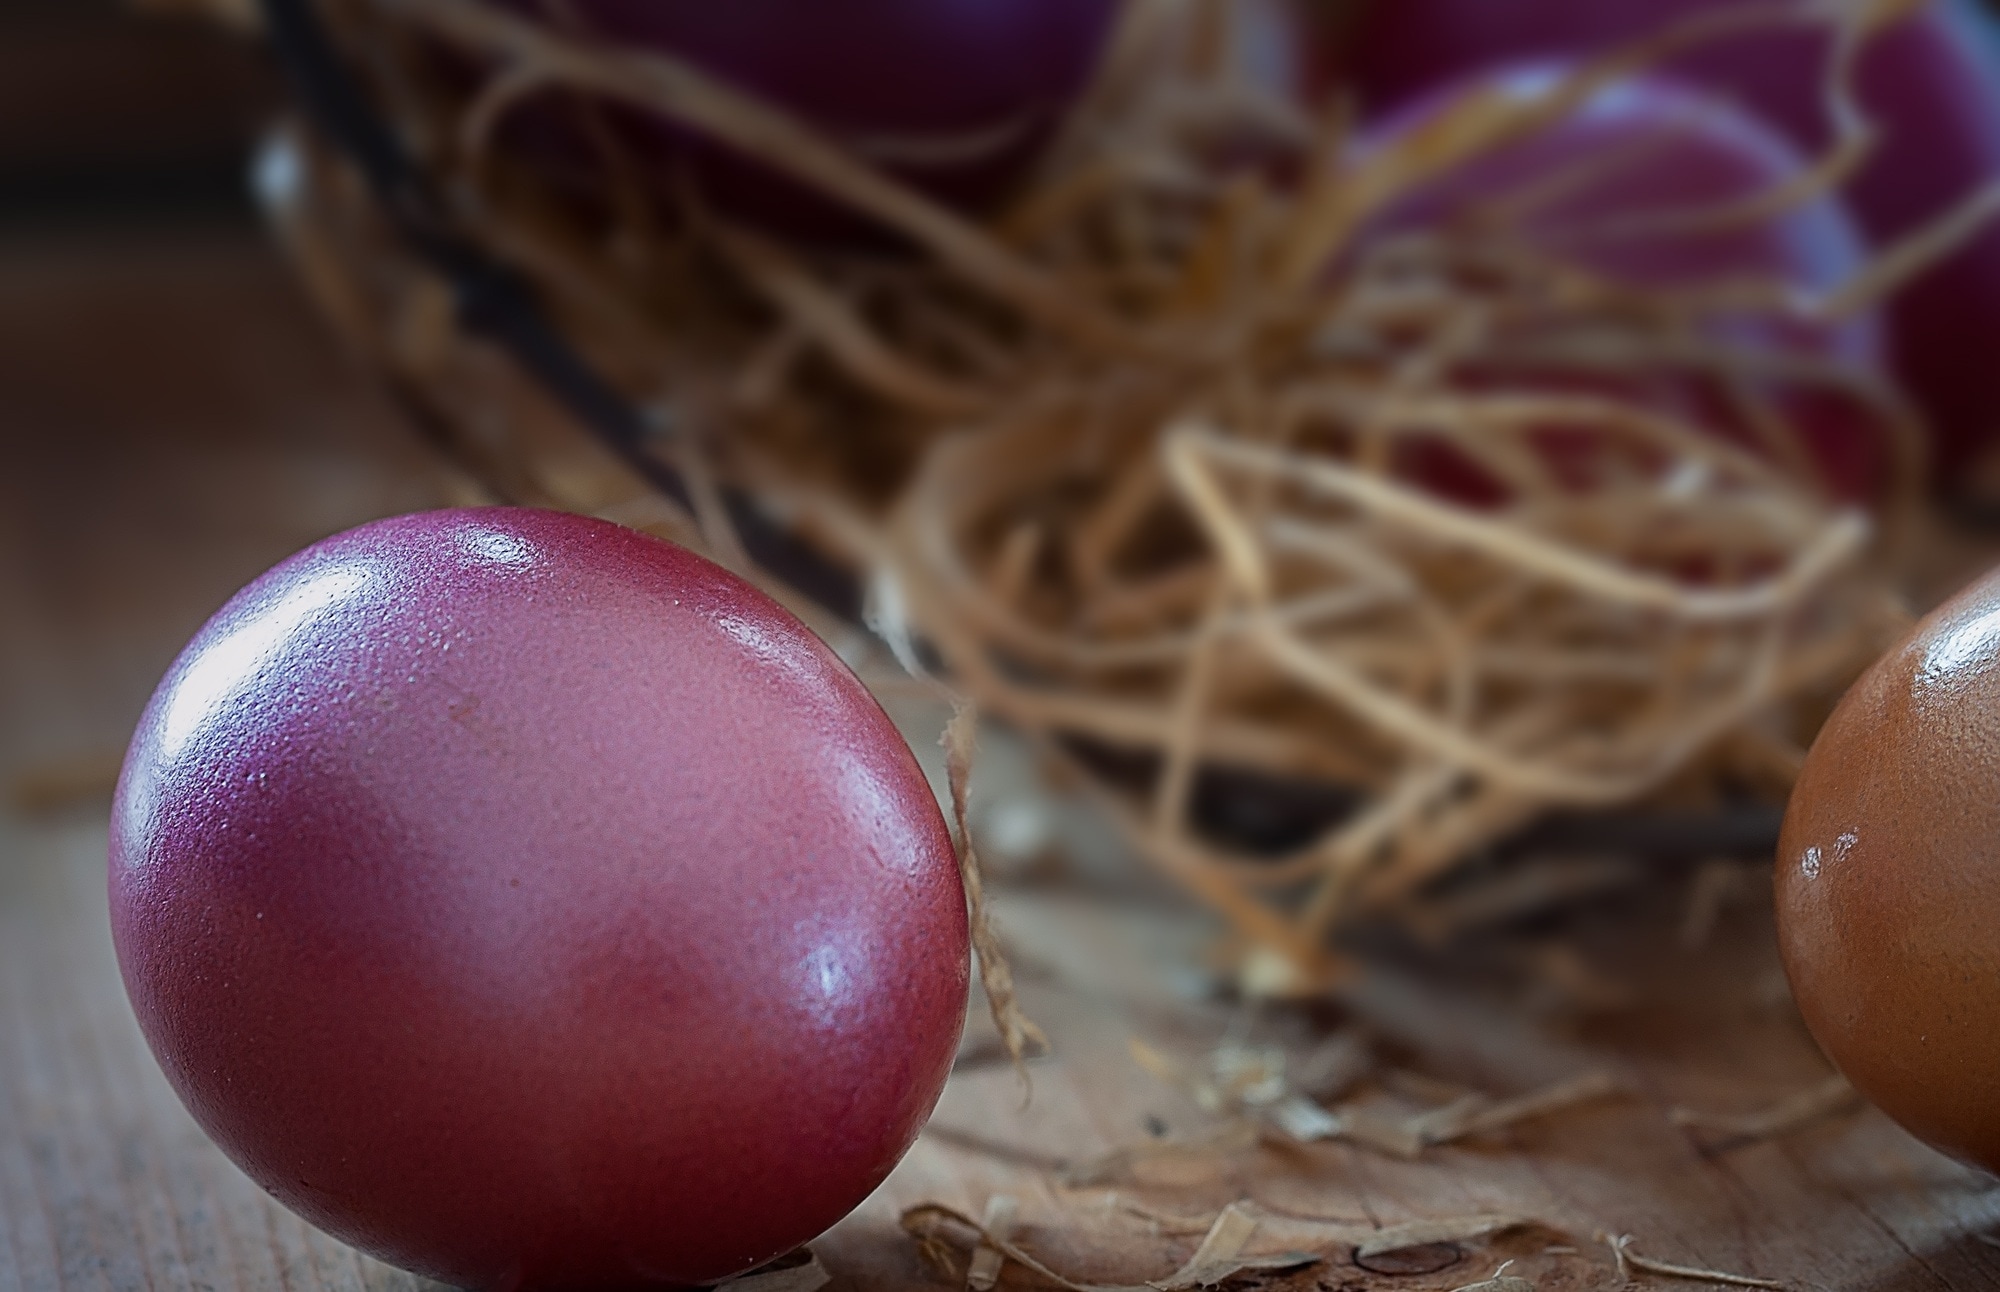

left=906, top=1198, right=1544, bottom=1291
left=1152, top=1204, right=1318, bottom=1289
left=1322, top=1069, right=1621, bottom=1160
left=902, top=1200, right=1317, bottom=1292
left=966, top=1195, right=1020, bottom=1292
left=1668, top=1074, right=1859, bottom=1144
left=1118, top=1033, right=1370, bottom=1148
left=1060, top=1120, right=1263, bottom=1189
left=1452, top=1261, right=1537, bottom=1292
left=1409, top=1069, right=1624, bottom=1146
left=1603, top=1233, right=1786, bottom=1289
left=945, top=704, right=1051, bottom=1093
left=1124, top=1031, right=1618, bottom=1159
left=228, top=0, right=1996, bottom=979
left=1121, top=1200, right=1541, bottom=1256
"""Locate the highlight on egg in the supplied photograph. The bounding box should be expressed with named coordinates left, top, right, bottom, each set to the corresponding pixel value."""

left=1777, top=562, right=2000, bottom=1174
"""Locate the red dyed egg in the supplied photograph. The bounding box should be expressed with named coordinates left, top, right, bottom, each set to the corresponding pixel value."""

left=1320, top=0, right=2000, bottom=480
left=109, top=508, right=969, bottom=1289
left=484, top=0, right=1121, bottom=241
left=1354, top=65, right=1891, bottom=503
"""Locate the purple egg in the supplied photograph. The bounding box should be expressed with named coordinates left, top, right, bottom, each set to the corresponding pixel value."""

left=1356, top=64, right=1890, bottom=502
left=110, top=508, right=969, bottom=1290
left=485, top=0, right=1123, bottom=242
left=1319, top=0, right=2000, bottom=480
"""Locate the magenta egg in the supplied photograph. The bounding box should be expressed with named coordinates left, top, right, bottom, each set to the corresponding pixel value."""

left=483, top=0, right=1122, bottom=241
left=108, top=508, right=969, bottom=1290
left=1354, top=65, right=1890, bottom=502
left=1318, top=0, right=2000, bottom=481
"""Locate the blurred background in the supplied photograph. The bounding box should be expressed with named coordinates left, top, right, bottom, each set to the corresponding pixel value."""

left=0, top=0, right=441, bottom=805
left=5, top=0, right=2000, bottom=808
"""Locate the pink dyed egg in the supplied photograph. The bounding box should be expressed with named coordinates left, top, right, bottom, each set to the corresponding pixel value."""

left=109, top=508, right=969, bottom=1290
left=1321, top=0, right=2000, bottom=480
left=1355, top=64, right=1891, bottom=503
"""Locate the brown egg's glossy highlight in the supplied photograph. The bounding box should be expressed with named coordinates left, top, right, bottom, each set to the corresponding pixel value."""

left=1777, top=565, right=2000, bottom=1171
left=109, top=508, right=969, bottom=1290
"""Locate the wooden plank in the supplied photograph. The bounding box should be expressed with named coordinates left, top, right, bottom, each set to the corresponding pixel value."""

left=5, top=231, right=2000, bottom=1292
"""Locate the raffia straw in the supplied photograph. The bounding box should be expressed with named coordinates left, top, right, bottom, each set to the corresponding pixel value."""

left=966, top=1195, right=1019, bottom=1292
left=1603, top=1233, right=1785, bottom=1289
left=1416, top=1069, right=1625, bottom=1146
left=945, top=704, right=1051, bottom=1098
left=906, top=1199, right=1540, bottom=1292
left=257, top=0, right=1974, bottom=980
left=1668, top=1074, right=1859, bottom=1143
left=1122, top=1204, right=1536, bottom=1261
left=901, top=1201, right=1317, bottom=1292
left=1059, top=1121, right=1262, bottom=1189
left=367, top=0, right=1132, bottom=350
left=1451, top=1261, right=1537, bottom=1292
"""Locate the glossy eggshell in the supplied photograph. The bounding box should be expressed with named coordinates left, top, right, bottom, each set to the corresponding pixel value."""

left=1361, top=66, right=1873, bottom=332
left=1777, top=566, right=2000, bottom=1171
left=108, top=508, right=970, bottom=1290
left=1321, top=0, right=2000, bottom=479
left=1354, top=65, right=1889, bottom=502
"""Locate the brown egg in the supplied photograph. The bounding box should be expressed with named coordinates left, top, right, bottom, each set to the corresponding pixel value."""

left=1778, top=567, right=2000, bottom=1170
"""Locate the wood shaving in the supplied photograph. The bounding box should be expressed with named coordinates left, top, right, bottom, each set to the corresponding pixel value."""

left=1329, top=1104, right=1431, bottom=1159
left=1668, top=1074, right=1858, bottom=1143
left=1265, top=1094, right=1344, bottom=1142
left=244, top=0, right=1975, bottom=965
left=945, top=703, right=1051, bottom=1096
left=1350, top=1216, right=1531, bottom=1260
left=1422, top=1069, right=1624, bottom=1145
left=967, top=1195, right=1020, bottom=1292
left=1060, top=1120, right=1263, bottom=1188
left=714, top=1250, right=831, bottom=1292
left=1115, top=1199, right=1224, bottom=1237
left=1124, top=1031, right=1374, bottom=1144
left=1151, top=1204, right=1318, bottom=1290
left=905, top=1203, right=1137, bottom=1292
left=1603, top=1233, right=1785, bottom=1288
left=920, top=1196, right=1535, bottom=1291
left=1327, top=1070, right=1621, bottom=1158
left=1452, top=1260, right=1536, bottom=1292
left=902, top=1200, right=1319, bottom=1292
left=1136, top=1203, right=1535, bottom=1259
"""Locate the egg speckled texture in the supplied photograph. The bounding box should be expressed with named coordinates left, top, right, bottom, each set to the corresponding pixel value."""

left=1778, top=564, right=2000, bottom=1171
left=109, top=508, right=969, bottom=1290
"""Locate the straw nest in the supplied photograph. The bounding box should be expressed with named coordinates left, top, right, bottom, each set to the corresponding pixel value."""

left=219, top=0, right=1957, bottom=989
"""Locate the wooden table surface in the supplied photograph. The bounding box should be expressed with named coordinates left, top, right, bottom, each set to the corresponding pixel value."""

left=5, top=229, right=2000, bottom=1292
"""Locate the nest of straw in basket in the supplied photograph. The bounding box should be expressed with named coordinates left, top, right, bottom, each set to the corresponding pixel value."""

left=243, top=0, right=1953, bottom=989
